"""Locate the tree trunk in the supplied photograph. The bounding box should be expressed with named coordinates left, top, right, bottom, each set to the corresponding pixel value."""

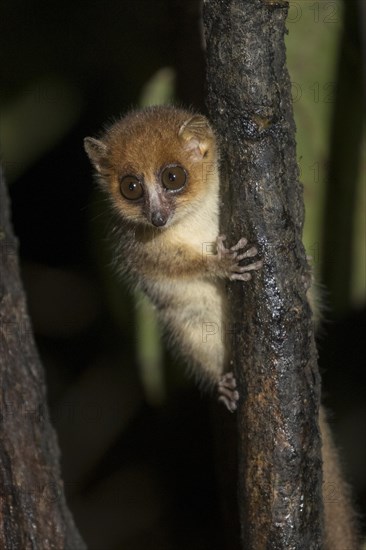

left=0, top=168, right=86, bottom=549
left=203, top=1, right=324, bottom=548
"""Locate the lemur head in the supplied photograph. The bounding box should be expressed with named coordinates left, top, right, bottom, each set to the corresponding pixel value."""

left=84, top=105, right=218, bottom=229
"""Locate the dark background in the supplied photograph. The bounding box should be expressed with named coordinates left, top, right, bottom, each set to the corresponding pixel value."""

left=1, top=1, right=365, bottom=548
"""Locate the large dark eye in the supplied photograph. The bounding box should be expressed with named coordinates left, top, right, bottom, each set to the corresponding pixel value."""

left=120, top=175, right=143, bottom=200
left=161, top=165, right=187, bottom=191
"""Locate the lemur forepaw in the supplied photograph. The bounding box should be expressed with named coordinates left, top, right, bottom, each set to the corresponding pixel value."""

left=217, top=235, right=263, bottom=281
left=218, top=372, right=239, bottom=413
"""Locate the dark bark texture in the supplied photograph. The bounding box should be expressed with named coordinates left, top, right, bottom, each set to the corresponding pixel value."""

left=203, top=1, right=323, bottom=549
left=0, top=168, right=86, bottom=549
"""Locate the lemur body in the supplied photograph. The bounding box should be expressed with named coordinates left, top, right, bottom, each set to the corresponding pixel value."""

left=84, top=106, right=261, bottom=408
left=84, top=105, right=359, bottom=548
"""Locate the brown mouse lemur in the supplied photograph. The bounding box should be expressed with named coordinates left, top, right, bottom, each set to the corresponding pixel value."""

left=84, top=105, right=262, bottom=411
left=84, top=105, right=359, bottom=549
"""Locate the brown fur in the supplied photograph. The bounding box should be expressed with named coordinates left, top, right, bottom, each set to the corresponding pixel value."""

left=84, top=105, right=359, bottom=548
left=320, top=408, right=360, bottom=549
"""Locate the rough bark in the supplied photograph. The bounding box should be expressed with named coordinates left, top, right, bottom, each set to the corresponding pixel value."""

left=0, top=168, right=86, bottom=549
left=203, top=1, right=323, bottom=548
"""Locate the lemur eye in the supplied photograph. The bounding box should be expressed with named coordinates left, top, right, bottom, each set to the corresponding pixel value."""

left=161, top=165, right=187, bottom=191
left=120, top=175, right=143, bottom=200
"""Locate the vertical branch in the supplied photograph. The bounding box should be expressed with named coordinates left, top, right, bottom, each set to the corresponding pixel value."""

left=203, top=1, right=323, bottom=548
left=0, top=168, right=86, bottom=549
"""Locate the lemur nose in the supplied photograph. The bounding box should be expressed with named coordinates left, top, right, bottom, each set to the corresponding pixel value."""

left=151, top=211, right=167, bottom=227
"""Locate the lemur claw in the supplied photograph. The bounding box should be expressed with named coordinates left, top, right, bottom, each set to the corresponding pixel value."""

left=218, top=372, right=239, bottom=412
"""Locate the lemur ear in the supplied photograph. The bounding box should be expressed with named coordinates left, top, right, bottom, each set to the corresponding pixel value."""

left=178, top=115, right=214, bottom=160
left=84, top=137, right=109, bottom=173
